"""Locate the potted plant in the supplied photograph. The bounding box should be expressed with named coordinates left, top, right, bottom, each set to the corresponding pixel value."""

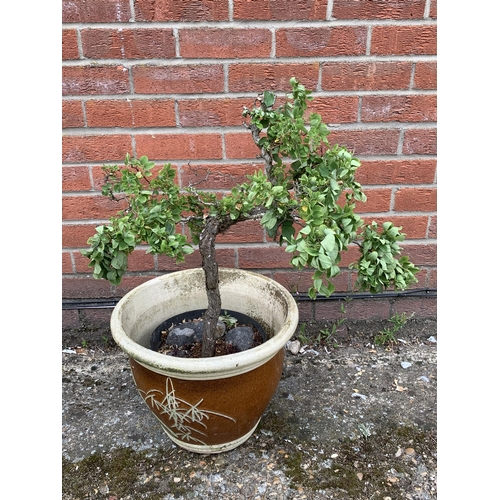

left=81, top=78, right=419, bottom=454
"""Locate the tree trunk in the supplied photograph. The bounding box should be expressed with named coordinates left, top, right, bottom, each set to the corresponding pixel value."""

left=199, top=217, right=221, bottom=357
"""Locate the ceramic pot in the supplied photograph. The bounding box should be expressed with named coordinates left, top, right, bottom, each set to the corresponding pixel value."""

left=110, top=267, right=299, bottom=454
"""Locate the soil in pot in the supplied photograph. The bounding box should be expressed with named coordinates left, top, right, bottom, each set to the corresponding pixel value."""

left=149, top=309, right=267, bottom=358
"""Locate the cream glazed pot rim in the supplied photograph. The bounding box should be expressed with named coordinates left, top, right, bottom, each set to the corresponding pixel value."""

left=110, top=268, right=299, bottom=381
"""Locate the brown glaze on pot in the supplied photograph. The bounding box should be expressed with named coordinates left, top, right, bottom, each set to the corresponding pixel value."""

left=129, top=348, right=285, bottom=447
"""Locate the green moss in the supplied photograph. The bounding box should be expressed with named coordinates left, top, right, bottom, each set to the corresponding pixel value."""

left=284, top=451, right=364, bottom=494
left=62, top=447, right=169, bottom=499
left=279, top=423, right=436, bottom=497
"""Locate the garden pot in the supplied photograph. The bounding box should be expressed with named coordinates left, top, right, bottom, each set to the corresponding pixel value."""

left=110, top=267, right=299, bottom=454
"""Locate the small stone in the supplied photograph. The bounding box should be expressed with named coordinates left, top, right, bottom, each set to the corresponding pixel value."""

left=357, top=472, right=363, bottom=480
left=215, top=321, right=226, bottom=339
left=286, top=340, right=301, bottom=354
left=98, top=483, right=109, bottom=494
left=167, top=327, right=195, bottom=347
left=226, top=327, right=254, bottom=351
left=351, top=393, right=368, bottom=400
left=405, top=447, right=415, bottom=455
left=428, top=336, right=437, bottom=343
left=173, top=477, right=181, bottom=483
left=401, top=362, right=412, bottom=369
left=418, top=376, right=430, bottom=383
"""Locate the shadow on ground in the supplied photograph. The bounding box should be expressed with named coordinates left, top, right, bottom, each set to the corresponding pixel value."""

left=62, top=318, right=437, bottom=500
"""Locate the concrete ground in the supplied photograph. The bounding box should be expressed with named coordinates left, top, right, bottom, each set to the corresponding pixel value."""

left=62, top=317, right=437, bottom=499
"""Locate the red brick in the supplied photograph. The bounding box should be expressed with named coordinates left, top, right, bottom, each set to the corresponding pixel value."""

left=317, top=298, right=391, bottom=320
left=403, top=129, right=437, bottom=155
left=238, top=246, right=293, bottom=269
left=178, top=98, right=251, bottom=127
left=63, top=224, right=99, bottom=248
left=394, top=188, right=437, bottom=212
left=406, top=270, right=429, bottom=291
left=322, top=62, right=412, bottom=91
left=132, top=65, right=224, bottom=94
left=157, top=248, right=236, bottom=271
left=311, top=296, right=352, bottom=319
left=339, top=245, right=361, bottom=268
left=356, top=188, right=392, bottom=213
left=134, top=0, right=229, bottom=21
left=62, top=195, right=128, bottom=221
left=62, top=252, right=73, bottom=273
left=62, top=135, right=132, bottom=163
left=361, top=95, right=437, bottom=122
left=413, top=62, right=437, bottom=90
left=74, top=250, right=94, bottom=272
left=391, top=297, right=437, bottom=319
left=356, top=159, right=436, bottom=185
left=81, top=28, right=176, bottom=59
left=371, top=25, right=437, bottom=55
left=364, top=216, right=429, bottom=239
left=62, top=166, right=92, bottom=192
left=273, top=270, right=348, bottom=294
left=217, top=220, right=265, bottom=244
left=130, top=250, right=156, bottom=271
left=91, top=165, right=115, bottom=190
left=306, top=96, right=359, bottom=124
left=224, top=132, right=260, bottom=159
left=157, top=251, right=200, bottom=271
left=135, top=133, right=222, bottom=161
left=86, top=99, right=176, bottom=128
left=62, top=0, right=131, bottom=23
left=333, top=0, right=426, bottom=20
left=429, top=0, right=437, bottom=19
left=228, top=63, right=319, bottom=92
left=428, top=269, right=437, bottom=288
left=400, top=243, right=436, bottom=266
left=327, top=129, right=401, bottom=156
left=113, top=275, right=161, bottom=296
left=428, top=216, right=437, bottom=238
left=233, top=0, right=327, bottom=20
left=62, top=29, right=79, bottom=60
left=62, top=276, right=114, bottom=299
left=180, top=28, right=272, bottom=58
left=62, top=101, right=85, bottom=128
left=62, top=66, right=130, bottom=96
left=276, top=27, right=367, bottom=57
left=180, top=163, right=263, bottom=189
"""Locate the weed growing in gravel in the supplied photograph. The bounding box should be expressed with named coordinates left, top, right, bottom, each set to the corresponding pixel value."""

left=374, top=312, right=413, bottom=345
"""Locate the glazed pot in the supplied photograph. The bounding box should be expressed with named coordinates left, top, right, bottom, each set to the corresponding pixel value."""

left=110, top=267, right=299, bottom=454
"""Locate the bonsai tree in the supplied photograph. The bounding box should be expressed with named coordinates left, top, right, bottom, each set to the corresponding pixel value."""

left=82, top=78, right=419, bottom=357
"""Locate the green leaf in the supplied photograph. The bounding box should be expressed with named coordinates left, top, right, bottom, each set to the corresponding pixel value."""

left=263, top=91, right=276, bottom=108
left=317, top=252, right=332, bottom=269
left=281, top=220, right=295, bottom=242
left=320, top=233, right=336, bottom=253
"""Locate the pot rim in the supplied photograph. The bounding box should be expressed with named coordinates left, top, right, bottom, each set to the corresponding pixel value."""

left=110, top=268, right=299, bottom=380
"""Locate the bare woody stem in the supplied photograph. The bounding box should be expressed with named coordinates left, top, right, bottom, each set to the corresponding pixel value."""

left=198, top=207, right=268, bottom=357
left=245, top=122, right=275, bottom=182
left=199, top=216, right=221, bottom=358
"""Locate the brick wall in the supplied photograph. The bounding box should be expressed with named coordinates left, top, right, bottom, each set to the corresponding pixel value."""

left=62, top=0, right=437, bottom=322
